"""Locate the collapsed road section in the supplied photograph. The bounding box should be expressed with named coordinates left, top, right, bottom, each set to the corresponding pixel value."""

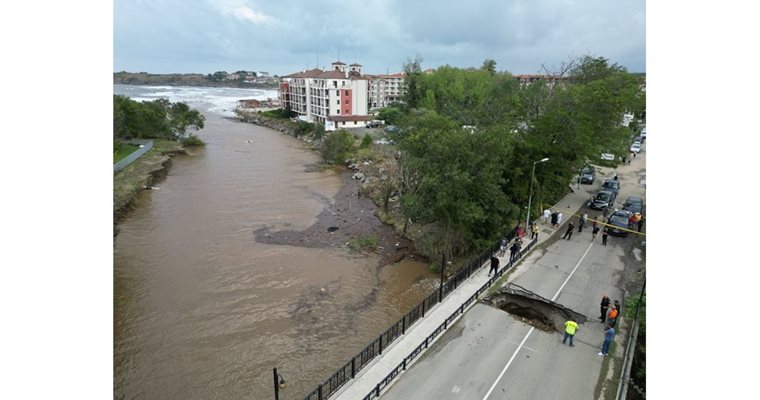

left=483, top=283, right=587, bottom=332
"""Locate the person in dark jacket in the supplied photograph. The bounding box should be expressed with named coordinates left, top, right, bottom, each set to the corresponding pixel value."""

left=599, top=295, right=611, bottom=322
left=509, top=241, right=521, bottom=262
left=562, top=221, right=575, bottom=240
left=489, top=255, right=499, bottom=277
left=602, top=227, right=609, bottom=245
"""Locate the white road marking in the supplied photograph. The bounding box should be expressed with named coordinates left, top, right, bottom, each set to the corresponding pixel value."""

left=482, top=241, right=595, bottom=400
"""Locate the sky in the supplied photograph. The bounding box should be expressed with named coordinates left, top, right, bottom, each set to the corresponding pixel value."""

left=114, top=0, right=646, bottom=76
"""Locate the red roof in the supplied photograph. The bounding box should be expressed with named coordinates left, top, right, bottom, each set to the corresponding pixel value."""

left=283, top=68, right=324, bottom=78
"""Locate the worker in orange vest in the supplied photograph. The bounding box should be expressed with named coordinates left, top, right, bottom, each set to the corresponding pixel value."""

left=607, top=305, right=619, bottom=327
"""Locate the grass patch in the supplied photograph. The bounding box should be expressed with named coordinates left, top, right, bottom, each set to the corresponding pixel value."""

left=113, top=144, right=139, bottom=163
left=347, top=234, right=379, bottom=253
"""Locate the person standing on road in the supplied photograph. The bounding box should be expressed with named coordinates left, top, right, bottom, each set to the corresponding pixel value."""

left=592, top=222, right=600, bottom=241
left=599, top=295, right=611, bottom=322
left=637, top=216, right=645, bottom=232
left=557, top=212, right=564, bottom=227
left=562, top=319, right=579, bottom=347
left=578, top=212, right=588, bottom=232
left=602, top=227, right=609, bottom=245
left=550, top=212, right=558, bottom=229
left=531, top=223, right=540, bottom=240
left=499, top=238, right=507, bottom=256
left=607, top=305, right=619, bottom=327
left=563, top=221, right=575, bottom=240
left=599, top=326, right=616, bottom=356
left=543, top=208, right=551, bottom=225
left=489, top=255, right=499, bottom=277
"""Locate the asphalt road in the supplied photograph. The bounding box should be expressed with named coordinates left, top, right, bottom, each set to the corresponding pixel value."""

left=380, top=144, right=646, bottom=400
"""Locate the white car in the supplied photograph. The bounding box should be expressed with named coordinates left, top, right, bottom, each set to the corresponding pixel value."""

left=630, top=142, right=642, bottom=153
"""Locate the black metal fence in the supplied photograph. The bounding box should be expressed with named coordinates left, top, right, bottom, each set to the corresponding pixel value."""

left=361, top=235, right=539, bottom=400
left=303, top=225, right=527, bottom=400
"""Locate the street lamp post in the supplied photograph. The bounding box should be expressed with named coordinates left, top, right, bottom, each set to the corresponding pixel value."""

left=526, top=158, right=549, bottom=230
left=273, top=368, right=286, bottom=400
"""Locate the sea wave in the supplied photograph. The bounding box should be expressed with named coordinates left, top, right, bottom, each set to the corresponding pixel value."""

left=113, top=84, right=279, bottom=117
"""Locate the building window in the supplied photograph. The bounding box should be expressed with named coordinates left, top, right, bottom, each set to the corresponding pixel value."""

left=337, top=99, right=340, bottom=104
left=345, top=109, right=349, bottom=114
left=346, top=99, right=350, bottom=104
left=337, top=110, right=340, bottom=114
left=354, top=121, right=357, bottom=125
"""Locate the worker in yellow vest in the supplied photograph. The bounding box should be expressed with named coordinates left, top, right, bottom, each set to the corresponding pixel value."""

left=562, top=319, right=579, bottom=347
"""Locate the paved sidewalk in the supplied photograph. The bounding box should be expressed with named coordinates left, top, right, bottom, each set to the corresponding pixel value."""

left=331, top=185, right=594, bottom=400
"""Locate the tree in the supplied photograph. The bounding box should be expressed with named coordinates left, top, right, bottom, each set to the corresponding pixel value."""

left=168, top=101, right=205, bottom=139
left=378, top=107, right=403, bottom=125
left=481, top=59, right=497, bottom=75
left=402, top=54, right=424, bottom=109
left=320, top=130, right=355, bottom=163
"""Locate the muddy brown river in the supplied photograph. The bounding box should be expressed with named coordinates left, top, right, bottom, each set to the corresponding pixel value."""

left=114, top=99, right=437, bottom=399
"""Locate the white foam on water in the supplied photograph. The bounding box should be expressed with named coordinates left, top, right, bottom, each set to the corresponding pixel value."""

left=113, top=84, right=279, bottom=117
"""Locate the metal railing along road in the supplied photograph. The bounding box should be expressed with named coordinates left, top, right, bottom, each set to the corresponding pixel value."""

left=302, top=225, right=532, bottom=400
left=361, top=236, right=539, bottom=400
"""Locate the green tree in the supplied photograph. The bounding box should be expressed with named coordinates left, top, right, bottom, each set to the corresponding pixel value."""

left=481, top=59, right=497, bottom=75
left=378, top=107, right=403, bottom=125
left=402, top=54, right=424, bottom=109
left=320, top=130, right=355, bottom=163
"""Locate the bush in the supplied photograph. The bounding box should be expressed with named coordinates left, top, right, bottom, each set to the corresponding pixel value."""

left=181, top=135, right=205, bottom=147
left=320, top=130, right=355, bottom=163
left=294, top=121, right=313, bottom=137
left=347, top=234, right=379, bottom=253
left=313, top=124, right=326, bottom=140
left=360, top=133, right=373, bottom=148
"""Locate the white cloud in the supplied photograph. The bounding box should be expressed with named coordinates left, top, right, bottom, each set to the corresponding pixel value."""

left=207, top=0, right=275, bottom=25
left=233, top=6, right=272, bottom=24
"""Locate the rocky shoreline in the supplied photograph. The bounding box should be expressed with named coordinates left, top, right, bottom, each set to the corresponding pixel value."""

left=240, top=113, right=423, bottom=267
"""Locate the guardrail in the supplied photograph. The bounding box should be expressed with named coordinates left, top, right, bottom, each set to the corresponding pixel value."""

left=302, top=225, right=523, bottom=400
left=114, top=140, right=153, bottom=173
left=361, top=235, right=539, bottom=400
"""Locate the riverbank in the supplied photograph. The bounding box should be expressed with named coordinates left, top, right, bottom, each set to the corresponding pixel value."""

left=239, top=112, right=423, bottom=266
left=113, top=140, right=189, bottom=235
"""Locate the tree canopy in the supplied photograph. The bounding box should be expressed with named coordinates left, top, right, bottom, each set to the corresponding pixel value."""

left=113, top=95, right=205, bottom=141
left=391, top=54, right=644, bottom=259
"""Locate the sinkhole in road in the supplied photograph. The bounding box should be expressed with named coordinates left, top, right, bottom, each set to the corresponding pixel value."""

left=484, top=283, right=587, bottom=333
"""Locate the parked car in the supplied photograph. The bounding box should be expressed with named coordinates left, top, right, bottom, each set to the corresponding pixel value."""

left=601, top=179, right=620, bottom=195
left=630, top=142, right=642, bottom=153
left=622, top=195, right=645, bottom=214
left=589, top=190, right=617, bottom=210
left=580, top=166, right=596, bottom=184
left=607, top=210, right=632, bottom=237
left=641, top=127, right=647, bottom=140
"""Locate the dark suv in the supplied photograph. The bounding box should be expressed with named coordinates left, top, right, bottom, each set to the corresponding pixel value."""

left=580, top=166, right=596, bottom=184
left=589, top=190, right=617, bottom=211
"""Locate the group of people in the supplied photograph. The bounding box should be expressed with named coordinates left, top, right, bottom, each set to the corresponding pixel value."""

left=556, top=212, right=610, bottom=245
left=542, top=209, right=563, bottom=229
left=561, top=294, right=620, bottom=356
left=490, top=237, right=524, bottom=277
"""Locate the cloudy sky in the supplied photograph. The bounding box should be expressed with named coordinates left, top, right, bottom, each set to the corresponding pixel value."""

left=114, top=0, right=645, bottom=76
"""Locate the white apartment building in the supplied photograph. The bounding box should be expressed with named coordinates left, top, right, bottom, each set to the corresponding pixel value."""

left=367, top=72, right=405, bottom=109
left=280, top=61, right=370, bottom=130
